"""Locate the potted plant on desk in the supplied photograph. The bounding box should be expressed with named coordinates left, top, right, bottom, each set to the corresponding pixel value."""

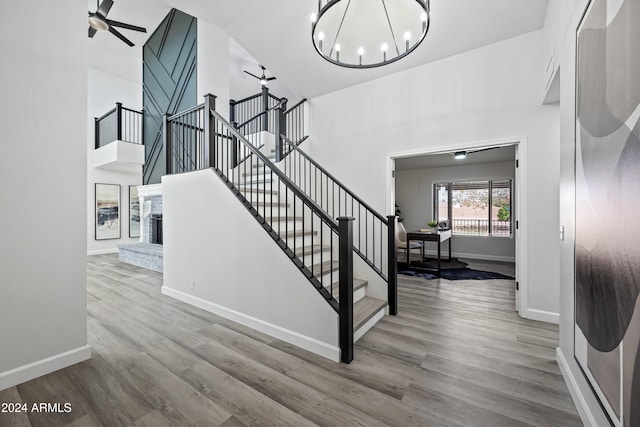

left=427, top=220, right=439, bottom=233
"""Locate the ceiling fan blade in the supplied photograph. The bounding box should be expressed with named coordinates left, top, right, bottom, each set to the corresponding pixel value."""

left=88, top=26, right=97, bottom=38
left=108, top=26, right=134, bottom=46
left=107, top=19, right=147, bottom=33
left=244, top=71, right=261, bottom=79
left=97, top=0, right=114, bottom=17
left=267, top=77, right=277, bottom=81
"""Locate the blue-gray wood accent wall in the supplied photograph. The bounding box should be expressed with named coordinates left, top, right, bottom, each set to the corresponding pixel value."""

left=143, top=9, right=197, bottom=185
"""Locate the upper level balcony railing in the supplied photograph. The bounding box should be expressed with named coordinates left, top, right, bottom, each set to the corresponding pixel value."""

left=95, top=103, right=143, bottom=149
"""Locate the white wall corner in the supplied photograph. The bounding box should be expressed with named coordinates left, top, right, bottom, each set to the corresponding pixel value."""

left=556, top=347, right=599, bottom=427
left=0, top=345, right=91, bottom=391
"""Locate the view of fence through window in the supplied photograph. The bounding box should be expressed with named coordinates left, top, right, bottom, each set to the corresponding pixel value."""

left=434, top=180, right=512, bottom=237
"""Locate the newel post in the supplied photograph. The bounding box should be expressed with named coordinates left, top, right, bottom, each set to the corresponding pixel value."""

left=338, top=216, right=354, bottom=363
left=94, top=117, right=100, bottom=149
left=261, top=86, right=270, bottom=131
left=163, top=112, right=171, bottom=175
left=387, top=215, right=398, bottom=315
left=116, top=102, right=123, bottom=141
left=274, top=98, right=288, bottom=162
left=204, top=94, right=217, bottom=168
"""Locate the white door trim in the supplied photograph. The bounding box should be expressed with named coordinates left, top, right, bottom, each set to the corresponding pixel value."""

left=386, top=136, right=528, bottom=318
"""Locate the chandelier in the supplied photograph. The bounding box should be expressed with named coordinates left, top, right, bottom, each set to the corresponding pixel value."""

left=311, top=0, right=431, bottom=69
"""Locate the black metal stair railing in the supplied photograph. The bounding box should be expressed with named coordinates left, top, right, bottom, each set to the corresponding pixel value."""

left=165, top=94, right=356, bottom=362
left=94, top=102, right=143, bottom=149
left=280, top=135, right=398, bottom=315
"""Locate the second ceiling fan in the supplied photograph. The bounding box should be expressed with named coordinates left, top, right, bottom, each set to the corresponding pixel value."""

left=244, top=65, right=276, bottom=87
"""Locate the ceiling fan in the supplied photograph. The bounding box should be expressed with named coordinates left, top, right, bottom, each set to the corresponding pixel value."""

left=88, top=0, right=147, bottom=47
left=244, top=65, right=276, bottom=86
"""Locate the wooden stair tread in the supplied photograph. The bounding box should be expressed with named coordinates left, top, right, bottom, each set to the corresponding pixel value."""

left=251, top=201, right=288, bottom=207
left=282, top=229, right=316, bottom=238
left=312, top=260, right=338, bottom=276
left=263, top=215, right=303, bottom=222
left=354, top=297, right=387, bottom=331
left=324, top=278, right=368, bottom=300
left=294, top=244, right=330, bottom=257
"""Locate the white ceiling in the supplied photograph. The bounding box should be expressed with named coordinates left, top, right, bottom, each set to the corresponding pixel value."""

left=395, top=145, right=516, bottom=171
left=87, top=0, right=549, bottom=99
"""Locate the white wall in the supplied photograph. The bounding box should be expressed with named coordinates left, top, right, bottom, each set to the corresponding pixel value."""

left=553, top=0, right=611, bottom=425
left=0, top=0, right=90, bottom=389
left=197, top=20, right=230, bottom=119
left=162, top=169, right=340, bottom=361
left=87, top=67, right=143, bottom=255
left=308, top=29, right=560, bottom=320
left=396, top=160, right=516, bottom=262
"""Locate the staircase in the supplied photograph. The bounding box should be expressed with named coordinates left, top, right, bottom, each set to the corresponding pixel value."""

left=161, top=93, right=398, bottom=363
left=237, top=142, right=388, bottom=342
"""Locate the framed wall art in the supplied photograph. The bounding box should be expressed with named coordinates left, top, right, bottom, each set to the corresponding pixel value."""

left=129, top=185, right=140, bottom=238
left=95, top=183, right=120, bottom=240
left=574, top=0, right=640, bottom=425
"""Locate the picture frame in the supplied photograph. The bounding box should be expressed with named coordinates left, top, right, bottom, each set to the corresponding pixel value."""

left=574, top=0, right=640, bottom=425
left=129, top=185, right=140, bottom=238
left=95, top=183, right=120, bottom=240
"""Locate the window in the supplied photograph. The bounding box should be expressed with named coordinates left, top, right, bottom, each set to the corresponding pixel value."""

left=434, top=179, right=512, bottom=237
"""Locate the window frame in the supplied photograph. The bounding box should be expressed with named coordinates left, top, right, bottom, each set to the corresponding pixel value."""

left=433, top=179, right=513, bottom=238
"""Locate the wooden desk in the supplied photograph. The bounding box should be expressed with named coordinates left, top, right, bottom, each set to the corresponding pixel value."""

left=406, top=229, right=452, bottom=275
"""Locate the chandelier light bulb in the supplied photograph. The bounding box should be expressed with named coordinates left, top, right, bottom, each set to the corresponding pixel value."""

left=404, top=32, right=411, bottom=51
left=310, top=0, right=430, bottom=68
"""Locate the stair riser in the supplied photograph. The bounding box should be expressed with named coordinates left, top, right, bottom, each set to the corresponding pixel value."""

left=250, top=205, right=291, bottom=217
left=239, top=191, right=280, bottom=204
left=276, top=233, right=318, bottom=249
left=297, top=250, right=333, bottom=267
left=321, top=279, right=367, bottom=304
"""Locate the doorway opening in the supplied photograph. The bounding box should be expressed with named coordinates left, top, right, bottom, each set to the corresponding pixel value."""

left=387, top=138, right=527, bottom=315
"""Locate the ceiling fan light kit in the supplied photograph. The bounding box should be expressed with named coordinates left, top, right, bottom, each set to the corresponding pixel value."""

left=88, top=0, right=147, bottom=47
left=311, top=0, right=430, bottom=69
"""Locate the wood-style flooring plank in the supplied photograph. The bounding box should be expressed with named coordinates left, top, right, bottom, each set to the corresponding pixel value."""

left=0, top=254, right=581, bottom=427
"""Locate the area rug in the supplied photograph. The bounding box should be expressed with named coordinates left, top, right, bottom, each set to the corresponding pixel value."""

left=398, top=257, right=469, bottom=270
left=399, top=268, right=514, bottom=281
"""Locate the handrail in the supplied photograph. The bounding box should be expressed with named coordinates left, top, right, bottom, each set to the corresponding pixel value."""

left=284, top=98, right=307, bottom=115
left=95, top=102, right=143, bottom=148
left=231, top=92, right=261, bottom=105
left=211, top=108, right=339, bottom=230
left=282, top=135, right=388, bottom=224
left=96, top=106, right=118, bottom=122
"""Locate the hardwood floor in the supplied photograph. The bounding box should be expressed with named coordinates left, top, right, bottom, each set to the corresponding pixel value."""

left=0, top=254, right=581, bottom=426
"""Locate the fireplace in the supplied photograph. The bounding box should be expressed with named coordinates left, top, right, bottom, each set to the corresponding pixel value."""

left=150, top=214, right=163, bottom=245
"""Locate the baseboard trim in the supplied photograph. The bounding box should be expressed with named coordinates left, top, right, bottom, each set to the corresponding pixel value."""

left=0, top=345, right=91, bottom=391
left=162, top=286, right=340, bottom=362
left=520, top=307, right=559, bottom=324
left=556, top=347, right=597, bottom=427
left=87, top=248, right=118, bottom=256
left=422, top=250, right=515, bottom=263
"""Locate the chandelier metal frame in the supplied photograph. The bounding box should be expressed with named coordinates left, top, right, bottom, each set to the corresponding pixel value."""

left=311, top=0, right=431, bottom=69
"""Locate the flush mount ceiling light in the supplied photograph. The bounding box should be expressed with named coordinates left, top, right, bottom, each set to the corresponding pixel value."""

left=311, top=0, right=430, bottom=69
left=454, top=151, right=467, bottom=160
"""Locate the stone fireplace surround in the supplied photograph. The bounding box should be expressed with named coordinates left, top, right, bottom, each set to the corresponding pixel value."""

left=118, top=183, right=163, bottom=272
